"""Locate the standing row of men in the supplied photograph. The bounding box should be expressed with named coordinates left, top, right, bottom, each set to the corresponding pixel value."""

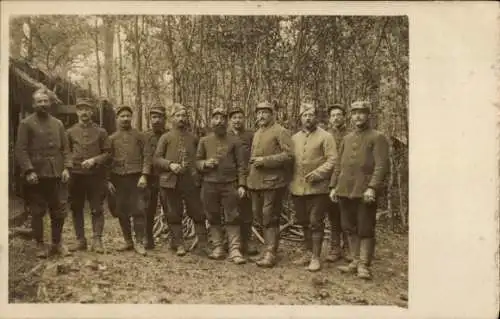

left=15, top=88, right=389, bottom=280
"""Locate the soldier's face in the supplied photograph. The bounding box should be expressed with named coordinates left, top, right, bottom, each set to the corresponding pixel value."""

left=117, top=111, right=132, bottom=128
left=76, top=106, right=93, bottom=123
left=329, top=109, right=345, bottom=128
left=211, top=114, right=227, bottom=135
left=173, top=110, right=187, bottom=128
left=351, top=109, right=369, bottom=127
left=301, top=110, right=317, bottom=130
left=33, top=92, right=50, bottom=114
left=150, top=113, right=165, bottom=130
left=256, top=109, right=273, bottom=127
left=230, top=112, right=244, bottom=130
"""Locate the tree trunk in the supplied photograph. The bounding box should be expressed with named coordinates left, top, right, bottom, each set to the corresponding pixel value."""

left=103, top=16, right=115, bottom=100
left=116, top=24, right=124, bottom=105
left=94, top=17, right=102, bottom=97
left=134, top=15, right=142, bottom=130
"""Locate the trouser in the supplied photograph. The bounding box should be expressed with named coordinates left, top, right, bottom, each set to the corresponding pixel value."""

left=251, top=188, right=286, bottom=253
left=292, top=194, right=328, bottom=256
left=201, top=181, right=240, bottom=226
left=326, top=200, right=347, bottom=249
left=24, top=177, right=68, bottom=245
left=338, top=197, right=377, bottom=267
left=160, top=177, right=206, bottom=247
left=239, top=192, right=255, bottom=253
left=110, top=173, right=147, bottom=244
left=69, top=173, right=106, bottom=241
left=144, top=177, right=160, bottom=245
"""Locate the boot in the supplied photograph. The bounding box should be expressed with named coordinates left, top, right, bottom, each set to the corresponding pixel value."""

left=133, top=216, right=147, bottom=256
left=191, top=223, right=210, bottom=257
left=91, top=214, right=105, bottom=254
left=292, top=226, right=311, bottom=266
left=240, top=223, right=259, bottom=256
left=70, top=210, right=87, bottom=252
left=170, top=224, right=186, bottom=256
left=342, top=232, right=353, bottom=261
left=32, top=216, right=48, bottom=258
left=307, top=231, right=323, bottom=272
left=226, top=225, right=246, bottom=265
left=357, top=237, right=375, bottom=280
left=338, top=234, right=360, bottom=274
left=208, top=225, right=226, bottom=260
left=117, top=217, right=134, bottom=251
left=256, top=227, right=278, bottom=268
left=50, top=218, right=72, bottom=257
left=325, top=230, right=342, bottom=263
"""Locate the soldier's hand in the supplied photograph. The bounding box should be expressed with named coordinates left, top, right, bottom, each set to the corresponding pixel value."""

left=107, top=181, right=116, bottom=195
left=250, top=157, right=265, bottom=168
left=26, top=172, right=39, bottom=185
left=237, top=186, right=246, bottom=199
left=305, top=172, right=320, bottom=183
left=329, top=189, right=338, bottom=202
left=81, top=158, right=96, bottom=169
left=61, top=169, right=70, bottom=183
left=363, top=188, right=376, bottom=203
left=137, top=175, right=147, bottom=188
left=205, top=158, right=219, bottom=169
left=169, top=163, right=183, bottom=174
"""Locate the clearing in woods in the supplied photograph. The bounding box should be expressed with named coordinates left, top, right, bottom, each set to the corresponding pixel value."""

left=9, top=200, right=408, bottom=306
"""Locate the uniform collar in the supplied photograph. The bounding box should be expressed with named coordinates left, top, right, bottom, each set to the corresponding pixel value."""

left=78, top=121, right=94, bottom=128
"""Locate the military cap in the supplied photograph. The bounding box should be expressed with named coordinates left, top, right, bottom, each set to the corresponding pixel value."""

left=149, top=105, right=166, bottom=115
left=328, top=103, right=345, bottom=114
left=170, top=103, right=187, bottom=117
left=255, top=101, right=274, bottom=113
left=299, top=102, right=316, bottom=117
left=76, top=97, right=94, bottom=108
left=228, top=107, right=245, bottom=118
left=116, top=105, right=133, bottom=116
left=211, top=107, right=227, bottom=117
left=350, top=100, right=371, bottom=112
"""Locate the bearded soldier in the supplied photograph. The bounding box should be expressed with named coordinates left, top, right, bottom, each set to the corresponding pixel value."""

left=290, top=103, right=337, bottom=272
left=107, top=106, right=148, bottom=256
left=329, top=101, right=390, bottom=280
left=66, top=98, right=110, bottom=253
left=196, top=108, right=247, bottom=264
left=325, top=103, right=350, bottom=262
left=142, top=105, right=168, bottom=250
left=247, top=101, right=293, bottom=268
left=153, top=103, right=209, bottom=257
left=227, top=106, right=259, bottom=257
left=15, top=88, right=72, bottom=258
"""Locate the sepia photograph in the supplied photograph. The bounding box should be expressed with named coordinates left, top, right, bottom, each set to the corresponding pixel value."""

left=6, top=11, right=406, bottom=307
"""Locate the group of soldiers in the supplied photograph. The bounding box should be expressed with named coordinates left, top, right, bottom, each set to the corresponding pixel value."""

left=15, top=88, right=389, bottom=281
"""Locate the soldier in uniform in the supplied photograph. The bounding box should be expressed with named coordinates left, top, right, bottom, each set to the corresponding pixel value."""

left=15, top=88, right=72, bottom=258
left=107, top=105, right=148, bottom=256
left=153, top=103, right=209, bottom=257
left=329, top=101, right=390, bottom=280
left=290, top=103, right=337, bottom=272
left=142, top=106, right=168, bottom=250
left=227, top=106, right=259, bottom=257
left=325, top=103, right=350, bottom=262
left=247, top=101, right=293, bottom=268
left=66, top=98, right=110, bottom=253
left=196, top=108, right=247, bottom=264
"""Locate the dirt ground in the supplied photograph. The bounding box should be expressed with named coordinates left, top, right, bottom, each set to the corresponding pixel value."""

left=9, top=204, right=408, bottom=306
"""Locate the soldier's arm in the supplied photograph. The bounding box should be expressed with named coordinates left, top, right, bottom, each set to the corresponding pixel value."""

left=195, top=137, right=208, bottom=171
left=138, top=131, right=150, bottom=175
left=235, top=139, right=248, bottom=187
left=260, top=128, right=294, bottom=168
left=329, top=138, right=344, bottom=189
left=59, top=122, right=72, bottom=169
left=368, top=133, right=390, bottom=192
left=142, top=132, right=153, bottom=175
left=15, top=121, right=34, bottom=175
left=311, top=133, right=337, bottom=180
left=92, top=129, right=111, bottom=165
left=153, top=134, right=172, bottom=171
left=104, top=135, right=115, bottom=181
